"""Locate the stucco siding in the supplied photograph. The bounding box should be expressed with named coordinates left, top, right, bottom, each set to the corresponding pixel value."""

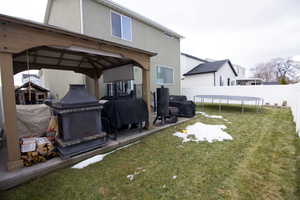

left=41, top=0, right=85, bottom=98
left=48, top=0, right=82, bottom=33
left=41, top=70, right=85, bottom=99
left=83, top=0, right=181, bottom=95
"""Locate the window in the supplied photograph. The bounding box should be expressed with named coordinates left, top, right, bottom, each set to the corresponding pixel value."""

left=227, top=78, right=230, bottom=86
left=111, top=11, right=132, bottom=41
left=156, top=65, right=174, bottom=85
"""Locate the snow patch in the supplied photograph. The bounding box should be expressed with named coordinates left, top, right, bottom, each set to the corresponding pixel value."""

left=72, top=141, right=140, bottom=169
left=173, top=122, right=233, bottom=143
left=126, top=167, right=146, bottom=181
left=196, top=111, right=223, bottom=119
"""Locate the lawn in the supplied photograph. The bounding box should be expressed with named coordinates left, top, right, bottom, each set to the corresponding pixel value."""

left=1, top=105, right=300, bottom=200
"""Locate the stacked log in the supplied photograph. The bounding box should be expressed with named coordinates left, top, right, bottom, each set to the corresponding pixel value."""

left=20, top=137, right=57, bottom=167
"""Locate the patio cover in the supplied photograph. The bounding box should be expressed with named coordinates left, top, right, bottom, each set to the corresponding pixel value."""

left=0, top=14, right=156, bottom=171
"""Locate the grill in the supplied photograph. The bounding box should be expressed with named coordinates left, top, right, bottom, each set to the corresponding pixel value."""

left=46, top=84, right=107, bottom=158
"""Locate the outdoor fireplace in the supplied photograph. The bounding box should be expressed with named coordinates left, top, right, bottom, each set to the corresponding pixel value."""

left=45, top=84, right=106, bottom=158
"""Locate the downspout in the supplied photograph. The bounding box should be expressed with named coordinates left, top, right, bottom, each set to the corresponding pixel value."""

left=80, top=0, right=84, bottom=34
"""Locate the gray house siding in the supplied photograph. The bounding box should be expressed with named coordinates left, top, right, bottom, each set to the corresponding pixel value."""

left=42, top=0, right=181, bottom=98
left=41, top=0, right=86, bottom=99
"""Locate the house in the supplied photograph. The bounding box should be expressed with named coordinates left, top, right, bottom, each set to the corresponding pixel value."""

left=40, top=0, right=183, bottom=99
left=181, top=53, right=238, bottom=88
left=235, top=78, right=263, bottom=85
left=15, top=81, right=49, bottom=105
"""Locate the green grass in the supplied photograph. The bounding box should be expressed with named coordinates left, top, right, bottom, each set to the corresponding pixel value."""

left=1, top=104, right=300, bottom=200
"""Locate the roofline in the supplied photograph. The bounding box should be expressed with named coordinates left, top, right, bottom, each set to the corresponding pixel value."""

left=15, top=81, right=50, bottom=92
left=181, top=53, right=208, bottom=62
left=183, top=71, right=216, bottom=76
left=92, top=0, right=184, bottom=39
left=0, top=13, right=157, bottom=57
left=226, top=59, right=238, bottom=76
left=44, top=0, right=184, bottom=39
left=183, top=59, right=238, bottom=77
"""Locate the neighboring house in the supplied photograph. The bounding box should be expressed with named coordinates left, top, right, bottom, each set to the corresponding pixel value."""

left=263, top=81, right=280, bottom=85
left=233, top=64, right=246, bottom=78
left=235, top=78, right=263, bottom=85
left=181, top=53, right=238, bottom=88
left=40, top=0, right=183, bottom=99
left=15, top=81, right=49, bottom=105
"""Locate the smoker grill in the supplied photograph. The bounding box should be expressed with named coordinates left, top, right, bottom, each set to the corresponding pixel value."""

left=46, top=84, right=107, bottom=158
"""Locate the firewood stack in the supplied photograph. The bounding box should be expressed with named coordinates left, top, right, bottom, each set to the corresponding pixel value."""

left=20, top=137, right=57, bottom=167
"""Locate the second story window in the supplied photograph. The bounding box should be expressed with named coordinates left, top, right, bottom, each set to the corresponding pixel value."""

left=111, top=11, right=132, bottom=41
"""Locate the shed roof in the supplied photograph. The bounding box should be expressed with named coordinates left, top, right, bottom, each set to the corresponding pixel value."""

left=15, top=81, right=49, bottom=92
left=183, top=59, right=238, bottom=76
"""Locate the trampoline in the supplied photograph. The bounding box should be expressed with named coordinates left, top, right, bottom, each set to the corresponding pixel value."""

left=194, top=95, right=264, bottom=113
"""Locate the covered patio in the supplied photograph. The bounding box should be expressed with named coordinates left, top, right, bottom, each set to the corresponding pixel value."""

left=0, top=14, right=156, bottom=171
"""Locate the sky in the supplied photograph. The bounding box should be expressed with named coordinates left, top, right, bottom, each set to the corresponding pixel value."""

left=0, top=0, right=300, bottom=80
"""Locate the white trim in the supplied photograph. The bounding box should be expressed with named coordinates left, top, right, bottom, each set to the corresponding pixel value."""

left=110, top=10, right=133, bottom=42
left=156, top=65, right=175, bottom=85
left=80, top=0, right=84, bottom=34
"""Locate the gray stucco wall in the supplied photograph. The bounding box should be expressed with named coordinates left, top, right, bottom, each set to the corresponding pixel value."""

left=83, top=0, right=181, bottom=95
left=41, top=0, right=86, bottom=99
left=43, top=0, right=181, bottom=98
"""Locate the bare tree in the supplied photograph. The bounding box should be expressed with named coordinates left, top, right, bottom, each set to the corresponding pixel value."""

left=251, top=57, right=300, bottom=83
left=251, top=62, right=277, bottom=82
left=270, top=58, right=300, bottom=83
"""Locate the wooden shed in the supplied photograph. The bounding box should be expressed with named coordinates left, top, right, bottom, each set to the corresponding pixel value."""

left=15, top=81, right=49, bottom=105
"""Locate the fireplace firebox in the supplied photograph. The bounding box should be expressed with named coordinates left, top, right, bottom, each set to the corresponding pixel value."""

left=45, top=84, right=107, bottom=158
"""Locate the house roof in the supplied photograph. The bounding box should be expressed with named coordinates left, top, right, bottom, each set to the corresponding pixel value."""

left=44, top=0, right=184, bottom=39
left=15, top=81, right=49, bottom=92
left=183, top=59, right=238, bottom=76
left=181, top=53, right=207, bottom=62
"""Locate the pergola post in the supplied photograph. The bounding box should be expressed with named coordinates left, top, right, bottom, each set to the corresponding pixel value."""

left=0, top=53, right=23, bottom=171
left=142, top=67, right=153, bottom=129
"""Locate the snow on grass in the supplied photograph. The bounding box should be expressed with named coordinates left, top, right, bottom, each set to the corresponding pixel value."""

left=173, top=122, right=233, bottom=143
left=196, top=111, right=223, bottom=119
left=126, top=167, right=146, bottom=181
left=72, top=141, right=140, bottom=169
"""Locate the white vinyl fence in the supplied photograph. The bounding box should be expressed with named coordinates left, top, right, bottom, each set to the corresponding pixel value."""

left=182, top=84, right=300, bottom=135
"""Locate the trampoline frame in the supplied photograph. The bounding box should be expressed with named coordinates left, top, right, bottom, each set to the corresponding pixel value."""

left=194, top=95, right=264, bottom=113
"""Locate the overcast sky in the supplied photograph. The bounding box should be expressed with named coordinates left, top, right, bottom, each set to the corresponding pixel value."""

left=1, top=0, right=300, bottom=73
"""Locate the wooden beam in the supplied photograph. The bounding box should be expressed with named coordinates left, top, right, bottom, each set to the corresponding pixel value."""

left=0, top=53, right=23, bottom=171
left=13, top=61, right=95, bottom=76
left=142, top=61, right=153, bottom=129
left=56, top=52, right=65, bottom=65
